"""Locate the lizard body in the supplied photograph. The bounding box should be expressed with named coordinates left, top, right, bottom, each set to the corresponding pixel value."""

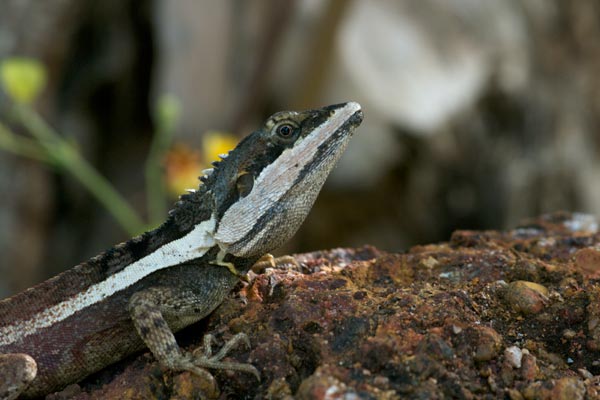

left=0, top=102, right=363, bottom=399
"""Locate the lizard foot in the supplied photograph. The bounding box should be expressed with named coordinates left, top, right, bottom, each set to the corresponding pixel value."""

left=210, top=259, right=244, bottom=277
left=173, top=333, right=260, bottom=380
left=209, top=249, right=246, bottom=278
left=251, top=253, right=299, bottom=273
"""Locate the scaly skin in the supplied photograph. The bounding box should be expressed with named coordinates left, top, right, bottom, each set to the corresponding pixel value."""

left=0, top=102, right=363, bottom=399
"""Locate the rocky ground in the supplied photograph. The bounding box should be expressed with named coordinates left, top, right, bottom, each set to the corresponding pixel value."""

left=51, top=212, right=600, bottom=399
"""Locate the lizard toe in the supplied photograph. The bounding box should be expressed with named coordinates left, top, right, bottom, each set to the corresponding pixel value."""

left=190, top=356, right=260, bottom=381
left=190, top=333, right=259, bottom=380
left=170, top=355, right=215, bottom=382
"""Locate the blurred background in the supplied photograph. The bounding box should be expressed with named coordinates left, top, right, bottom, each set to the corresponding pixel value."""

left=1, top=0, right=600, bottom=296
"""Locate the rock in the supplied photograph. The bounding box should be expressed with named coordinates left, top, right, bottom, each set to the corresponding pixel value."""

left=523, top=377, right=585, bottom=400
left=66, top=213, right=600, bottom=398
left=520, top=353, right=538, bottom=381
left=471, top=326, right=503, bottom=362
left=505, top=346, right=523, bottom=368
left=295, top=371, right=358, bottom=400
left=574, top=246, right=600, bottom=277
left=503, top=281, right=549, bottom=315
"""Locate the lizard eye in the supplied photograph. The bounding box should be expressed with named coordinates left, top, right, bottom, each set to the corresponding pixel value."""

left=276, top=123, right=295, bottom=139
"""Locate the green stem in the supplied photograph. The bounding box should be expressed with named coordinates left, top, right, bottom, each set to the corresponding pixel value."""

left=14, top=105, right=145, bottom=235
left=0, top=121, right=50, bottom=162
left=145, top=118, right=173, bottom=227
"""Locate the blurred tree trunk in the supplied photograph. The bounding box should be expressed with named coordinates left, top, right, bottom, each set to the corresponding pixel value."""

left=0, top=0, right=154, bottom=294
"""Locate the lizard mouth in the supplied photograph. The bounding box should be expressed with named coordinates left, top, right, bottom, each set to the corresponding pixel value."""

left=349, top=109, right=364, bottom=131
left=335, top=103, right=363, bottom=138
left=330, top=101, right=363, bottom=134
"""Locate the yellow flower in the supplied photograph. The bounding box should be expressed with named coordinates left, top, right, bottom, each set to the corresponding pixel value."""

left=201, top=131, right=238, bottom=165
left=0, top=58, right=47, bottom=104
left=164, top=132, right=238, bottom=198
left=164, top=144, right=202, bottom=198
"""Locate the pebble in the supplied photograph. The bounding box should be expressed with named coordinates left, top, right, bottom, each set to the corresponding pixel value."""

left=472, top=326, right=503, bottom=362
left=520, top=353, right=537, bottom=381
left=523, top=377, right=585, bottom=400
left=578, top=368, right=593, bottom=380
left=574, top=246, right=600, bottom=277
left=504, top=346, right=523, bottom=368
left=504, top=281, right=549, bottom=315
left=562, top=329, right=577, bottom=339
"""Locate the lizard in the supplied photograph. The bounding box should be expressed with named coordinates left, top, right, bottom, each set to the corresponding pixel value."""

left=0, top=101, right=363, bottom=399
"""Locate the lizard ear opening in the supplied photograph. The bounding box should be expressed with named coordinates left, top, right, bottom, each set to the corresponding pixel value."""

left=236, top=172, right=254, bottom=198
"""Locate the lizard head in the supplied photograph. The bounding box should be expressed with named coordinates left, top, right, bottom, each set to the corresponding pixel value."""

left=206, top=101, right=363, bottom=258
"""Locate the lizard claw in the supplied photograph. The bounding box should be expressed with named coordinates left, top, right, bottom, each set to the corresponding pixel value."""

left=171, top=356, right=216, bottom=383
left=185, top=333, right=259, bottom=380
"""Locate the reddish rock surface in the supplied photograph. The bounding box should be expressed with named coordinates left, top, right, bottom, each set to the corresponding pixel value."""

left=55, top=212, right=600, bottom=399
